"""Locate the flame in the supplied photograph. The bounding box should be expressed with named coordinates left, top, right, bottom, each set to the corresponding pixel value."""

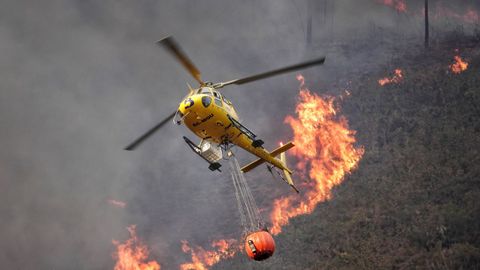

left=179, top=239, right=238, bottom=270
left=108, top=199, right=127, bottom=208
left=270, top=74, right=364, bottom=234
left=383, top=0, right=480, bottom=23
left=378, top=69, right=403, bottom=86
left=450, top=55, right=468, bottom=74
left=377, top=0, right=406, bottom=13
left=112, top=225, right=161, bottom=270
left=464, top=9, right=479, bottom=24
left=433, top=5, right=479, bottom=24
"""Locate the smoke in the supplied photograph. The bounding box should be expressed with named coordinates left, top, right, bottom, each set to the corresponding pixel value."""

left=0, top=0, right=477, bottom=269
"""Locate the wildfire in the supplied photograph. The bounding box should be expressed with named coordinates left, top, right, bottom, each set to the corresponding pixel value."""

left=179, top=239, right=238, bottom=270
left=108, top=199, right=127, bottom=208
left=377, top=0, right=406, bottom=13
left=269, top=74, right=364, bottom=234
left=112, top=225, right=161, bottom=270
left=433, top=5, right=479, bottom=24
left=450, top=55, right=468, bottom=74
left=378, top=69, right=403, bottom=86
left=464, top=9, right=479, bottom=24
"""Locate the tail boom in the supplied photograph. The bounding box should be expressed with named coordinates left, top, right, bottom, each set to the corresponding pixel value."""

left=280, top=151, right=299, bottom=193
left=240, top=141, right=299, bottom=193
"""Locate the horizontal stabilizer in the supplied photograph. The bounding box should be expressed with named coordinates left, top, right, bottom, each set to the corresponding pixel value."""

left=241, top=142, right=295, bottom=173
left=270, top=141, right=295, bottom=157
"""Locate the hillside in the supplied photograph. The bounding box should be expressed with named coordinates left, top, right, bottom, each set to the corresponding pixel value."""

left=212, top=33, right=480, bottom=269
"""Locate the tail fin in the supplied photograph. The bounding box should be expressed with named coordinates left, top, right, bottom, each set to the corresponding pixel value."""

left=280, top=152, right=299, bottom=193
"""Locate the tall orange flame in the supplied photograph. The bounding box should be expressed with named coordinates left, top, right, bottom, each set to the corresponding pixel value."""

left=377, top=0, right=407, bottom=13
left=112, top=225, right=161, bottom=270
left=179, top=239, right=238, bottom=270
left=450, top=55, right=468, bottom=74
left=378, top=69, right=403, bottom=86
left=270, top=74, right=364, bottom=234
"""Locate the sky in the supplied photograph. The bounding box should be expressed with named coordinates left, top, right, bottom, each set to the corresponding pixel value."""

left=0, top=0, right=477, bottom=269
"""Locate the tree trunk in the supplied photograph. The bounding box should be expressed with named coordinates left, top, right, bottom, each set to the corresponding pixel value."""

left=425, top=0, right=429, bottom=48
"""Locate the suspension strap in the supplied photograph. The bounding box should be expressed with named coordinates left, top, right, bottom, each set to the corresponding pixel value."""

left=229, top=152, right=262, bottom=234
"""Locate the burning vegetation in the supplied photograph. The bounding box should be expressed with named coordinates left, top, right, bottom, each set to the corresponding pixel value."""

left=112, top=225, right=161, bottom=270
left=377, top=0, right=407, bottom=13
left=378, top=69, right=404, bottom=86
left=271, top=75, right=364, bottom=234
left=108, top=199, right=127, bottom=208
left=376, top=0, right=479, bottom=25
left=179, top=239, right=238, bottom=270
left=450, top=55, right=469, bottom=74
left=434, top=5, right=480, bottom=24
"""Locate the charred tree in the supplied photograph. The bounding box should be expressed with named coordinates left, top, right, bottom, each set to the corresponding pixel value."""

left=425, top=0, right=429, bottom=48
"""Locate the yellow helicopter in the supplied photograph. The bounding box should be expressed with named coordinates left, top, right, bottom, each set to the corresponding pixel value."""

left=125, top=36, right=325, bottom=193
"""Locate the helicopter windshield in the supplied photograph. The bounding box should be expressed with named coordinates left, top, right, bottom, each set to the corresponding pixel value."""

left=199, top=87, right=213, bottom=95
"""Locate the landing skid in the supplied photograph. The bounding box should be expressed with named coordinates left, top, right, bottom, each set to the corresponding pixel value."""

left=183, top=136, right=222, bottom=172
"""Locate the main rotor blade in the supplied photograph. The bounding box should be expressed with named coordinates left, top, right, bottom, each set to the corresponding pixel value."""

left=216, top=57, right=326, bottom=88
left=124, top=111, right=176, bottom=151
left=158, top=36, right=205, bottom=86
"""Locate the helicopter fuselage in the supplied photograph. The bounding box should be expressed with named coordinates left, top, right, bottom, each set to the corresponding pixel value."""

left=177, top=87, right=288, bottom=172
left=178, top=89, right=238, bottom=144
left=125, top=36, right=326, bottom=193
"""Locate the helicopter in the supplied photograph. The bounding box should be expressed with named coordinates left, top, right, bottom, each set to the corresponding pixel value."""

left=125, top=36, right=325, bottom=193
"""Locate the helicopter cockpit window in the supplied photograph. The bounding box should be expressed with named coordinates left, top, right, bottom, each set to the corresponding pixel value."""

left=199, top=87, right=213, bottom=95
left=214, top=98, right=222, bottom=107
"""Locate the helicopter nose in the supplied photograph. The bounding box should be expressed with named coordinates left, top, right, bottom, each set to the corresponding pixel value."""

left=179, top=95, right=214, bottom=117
left=182, top=97, right=195, bottom=111
left=179, top=96, right=200, bottom=115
